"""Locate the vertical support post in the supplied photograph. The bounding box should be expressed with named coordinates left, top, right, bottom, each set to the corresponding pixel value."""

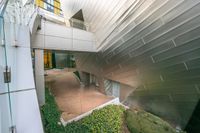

left=34, top=49, right=45, bottom=106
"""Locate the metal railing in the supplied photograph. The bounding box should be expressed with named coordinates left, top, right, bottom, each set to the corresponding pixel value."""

left=69, top=18, right=89, bottom=31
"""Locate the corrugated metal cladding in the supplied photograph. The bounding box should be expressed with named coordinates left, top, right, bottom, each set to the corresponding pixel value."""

left=74, top=0, right=200, bottom=129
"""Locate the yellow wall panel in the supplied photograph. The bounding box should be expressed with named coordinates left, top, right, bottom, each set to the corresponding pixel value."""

left=44, top=51, right=52, bottom=69
left=36, top=0, right=44, bottom=8
left=39, top=1, right=44, bottom=8
left=36, top=0, right=40, bottom=5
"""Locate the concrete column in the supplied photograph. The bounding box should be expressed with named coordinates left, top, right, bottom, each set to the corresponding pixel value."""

left=35, top=49, right=45, bottom=106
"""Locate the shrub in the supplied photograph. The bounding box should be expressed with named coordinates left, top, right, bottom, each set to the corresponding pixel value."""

left=65, top=122, right=90, bottom=133
left=125, top=109, right=187, bottom=133
left=41, top=89, right=125, bottom=133
left=41, top=89, right=65, bottom=133
left=79, top=105, right=125, bottom=133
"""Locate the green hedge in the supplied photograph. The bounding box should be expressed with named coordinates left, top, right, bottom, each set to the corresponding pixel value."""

left=79, top=105, right=125, bottom=133
left=125, top=109, right=187, bottom=133
left=41, top=89, right=65, bottom=133
left=41, top=89, right=125, bottom=133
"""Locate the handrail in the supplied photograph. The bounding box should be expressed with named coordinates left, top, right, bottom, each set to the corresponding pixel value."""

left=69, top=18, right=89, bottom=31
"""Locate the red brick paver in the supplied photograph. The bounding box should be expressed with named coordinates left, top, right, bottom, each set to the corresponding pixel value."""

left=45, top=69, right=113, bottom=121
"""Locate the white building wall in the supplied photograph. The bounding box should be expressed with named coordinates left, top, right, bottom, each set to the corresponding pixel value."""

left=0, top=94, right=12, bottom=133
left=0, top=22, right=44, bottom=133
left=11, top=90, right=43, bottom=133
left=32, top=19, right=97, bottom=52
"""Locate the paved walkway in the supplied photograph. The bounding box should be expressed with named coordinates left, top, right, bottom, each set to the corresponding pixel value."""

left=45, top=69, right=113, bottom=121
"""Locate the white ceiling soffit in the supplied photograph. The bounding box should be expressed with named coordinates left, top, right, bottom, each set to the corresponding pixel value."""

left=60, top=0, right=139, bottom=48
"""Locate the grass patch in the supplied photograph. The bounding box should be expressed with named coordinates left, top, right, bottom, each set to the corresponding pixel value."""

left=41, top=89, right=125, bottom=133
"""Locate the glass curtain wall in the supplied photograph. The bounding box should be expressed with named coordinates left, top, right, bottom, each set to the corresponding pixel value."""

left=35, top=0, right=62, bottom=15
left=44, top=50, right=76, bottom=69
